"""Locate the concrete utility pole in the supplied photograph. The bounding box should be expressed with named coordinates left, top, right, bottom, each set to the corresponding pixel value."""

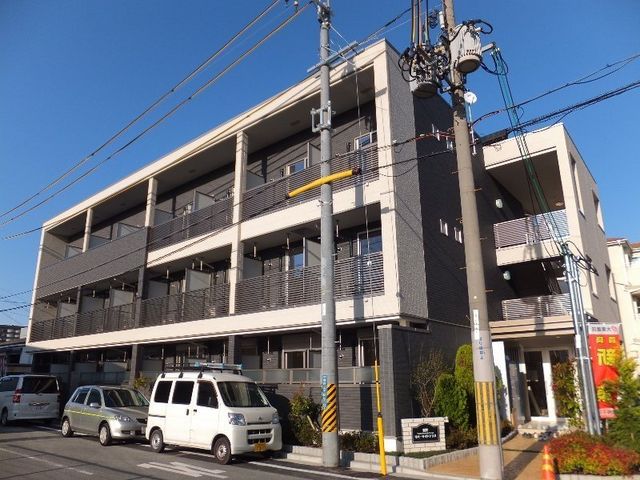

left=441, top=0, right=503, bottom=478
left=315, top=0, right=340, bottom=468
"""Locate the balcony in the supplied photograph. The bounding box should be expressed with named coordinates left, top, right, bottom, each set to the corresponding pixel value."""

left=29, top=303, right=135, bottom=342
left=493, top=210, right=568, bottom=266
left=37, top=229, right=148, bottom=299
left=235, top=252, right=384, bottom=314
left=148, top=197, right=232, bottom=251
left=243, top=366, right=375, bottom=384
left=491, top=293, right=574, bottom=340
left=242, top=146, right=379, bottom=221
left=140, top=284, right=230, bottom=327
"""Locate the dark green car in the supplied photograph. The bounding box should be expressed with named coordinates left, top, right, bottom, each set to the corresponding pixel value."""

left=61, top=385, right=149, bottom=446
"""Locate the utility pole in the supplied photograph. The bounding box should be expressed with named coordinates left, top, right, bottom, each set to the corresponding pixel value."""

left=315, top=0, right=340, bottom=468
left=441, top=0, right=503, bottom=478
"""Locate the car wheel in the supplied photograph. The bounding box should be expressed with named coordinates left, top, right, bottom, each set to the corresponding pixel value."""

left=61, top=417, right=73, bottom=437
left=98, top=423, right=112, bottom=446
left=0, top=409, right=10, bottom=427
left=150, top=429, right=164, bottom=453
left=213, top=436, right=232, bottom=465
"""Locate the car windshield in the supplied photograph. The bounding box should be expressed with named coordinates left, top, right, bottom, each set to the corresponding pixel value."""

left=103, top=388, right=149, bottom=408
left=217, top=382, right=270, bottom=408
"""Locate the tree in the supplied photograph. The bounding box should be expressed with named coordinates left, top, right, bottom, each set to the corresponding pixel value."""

left=412, top=349, right=448, bottom=417
left=454, top=344, right=474, bottom=398
left=602, top=355, right=640, bottom=453
left=434, top=373, right=470, bottom=430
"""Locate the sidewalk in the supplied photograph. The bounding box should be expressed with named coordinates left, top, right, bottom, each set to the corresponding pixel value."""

left=426, top=434, right=545, bottom=480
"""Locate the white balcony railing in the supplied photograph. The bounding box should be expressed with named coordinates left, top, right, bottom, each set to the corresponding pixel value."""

left=501, top=293, right=571, bottom=321
left=494, top=210, right=568, bottom=249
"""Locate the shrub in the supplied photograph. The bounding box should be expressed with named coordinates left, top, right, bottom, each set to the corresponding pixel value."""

left=454, top=344, right=474, bottom=398
left=433, top=373, right=469, bottom=430
left=412, top=349, right=448, bottom=417
left=445, top=426, right=477, bottom=450
left=549, top=431, right=640, bottom=476
left=500, top=419, right=513, bottom=438
left=551, top=360, right=583, bottom=428
left=339, top=431, right=378, bottom=453
left=288, top=392, right=321, bottom=446
left=602, top=355, right=640, bottom=453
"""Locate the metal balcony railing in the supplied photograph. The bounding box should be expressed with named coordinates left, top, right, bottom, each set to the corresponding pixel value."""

left=242, top=146, right=379, bottom=220
left=234, top=252, right=384, bottom=314
left=75, top=303, right=135, bottom=336
left=148, top=197, right=233, bottom=251
left=243, top=366, right=375, bottom=384
left=140, top=283, right=230, bottom=327
left=494, top=210, right=568, bottom=249
left=501, top=293, right=571, bottom=321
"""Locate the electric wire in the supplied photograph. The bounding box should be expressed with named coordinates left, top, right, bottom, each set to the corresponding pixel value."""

left=0, top=0, right=281, bottom=222
left=0, top=2, right=310, bottom=230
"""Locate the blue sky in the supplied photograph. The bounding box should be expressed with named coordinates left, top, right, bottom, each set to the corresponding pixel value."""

left=1, top=0, right=639, bottom=326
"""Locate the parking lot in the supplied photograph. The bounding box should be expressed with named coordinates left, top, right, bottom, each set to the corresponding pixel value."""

left=0, top=423, right=380, bottom=480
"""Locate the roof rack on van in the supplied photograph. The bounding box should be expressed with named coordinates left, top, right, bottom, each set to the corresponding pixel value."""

left=161, top=362, right=243, bottom=376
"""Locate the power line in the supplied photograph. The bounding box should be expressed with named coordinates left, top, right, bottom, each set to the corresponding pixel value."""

left=0, top=2, right=310, bottom=230
left=0, top=0, right=281, bottom=223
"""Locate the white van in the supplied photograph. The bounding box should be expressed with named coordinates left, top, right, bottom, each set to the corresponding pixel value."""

left=0, top=374, right=60, bottom=425
left=146, top=364, right=282, bottom=464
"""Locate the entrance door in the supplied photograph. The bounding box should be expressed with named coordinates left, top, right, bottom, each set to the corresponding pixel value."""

left=524, top=351, right=548, bottom=417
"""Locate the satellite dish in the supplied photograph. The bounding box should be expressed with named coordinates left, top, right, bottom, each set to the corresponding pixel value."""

left=463, top=91, right=477, bottom=104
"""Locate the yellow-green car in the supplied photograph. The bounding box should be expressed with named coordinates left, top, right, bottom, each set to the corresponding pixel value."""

left=61, top=385, right=148, bottom=446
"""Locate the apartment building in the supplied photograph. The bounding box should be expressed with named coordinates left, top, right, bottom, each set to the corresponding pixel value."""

left=484, top=125, right=619, bottom=426
left=25, top=39, right=617, bottom=443
left=607, top=238, right=640, bottom=362
left=0, top=325, right=22, bottom=343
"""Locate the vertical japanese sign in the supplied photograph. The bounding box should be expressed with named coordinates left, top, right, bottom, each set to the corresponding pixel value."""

left=587, top=323, right=621, bottom=419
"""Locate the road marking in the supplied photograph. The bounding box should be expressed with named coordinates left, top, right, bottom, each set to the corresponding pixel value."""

left=250, top=461, right=377, bottom=479
left=0, top=446, right=93, bottom=475
left=138, top=461, right=227, bottom=478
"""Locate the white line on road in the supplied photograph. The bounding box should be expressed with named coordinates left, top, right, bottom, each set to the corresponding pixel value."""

left=138, top=461, right=227, bottom=478
left=249, top=461, right=377, bottom=479
left=0, top=446, right=93, bottom=475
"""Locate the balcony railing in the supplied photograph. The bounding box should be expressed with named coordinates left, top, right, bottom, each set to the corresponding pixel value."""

left=242, top=145, right=379, bottom=220
left=37, top=229, right=148, bottom=298
left=494, top=210, right=568, bottom=249
left=29, top=303, right=135, bottom=342
left=243, top=366, right=375, bottom=384
left=140, top=284, right=230, bottom=327
left=148, top=197, right=233, bottom=251
left=501, top=293, right=571, bottom=321
left=235, top=252, right=384, bottom=314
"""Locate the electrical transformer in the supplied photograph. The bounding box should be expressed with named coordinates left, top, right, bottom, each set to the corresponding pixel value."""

left=450, top=23, right=482, bottom=74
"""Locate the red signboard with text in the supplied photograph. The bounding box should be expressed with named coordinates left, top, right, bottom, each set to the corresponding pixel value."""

left=587, top=323, right=621, bottom=420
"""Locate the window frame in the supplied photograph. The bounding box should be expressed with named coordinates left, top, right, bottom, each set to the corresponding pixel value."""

left=354, top=131, right=377, bottom=150
left=285, top=157, right=308, bottom=176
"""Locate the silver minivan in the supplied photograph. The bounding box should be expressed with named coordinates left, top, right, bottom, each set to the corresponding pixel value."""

left=61, top=385, right=148, bottom=446
left=0, top=375, right=60, bottom=425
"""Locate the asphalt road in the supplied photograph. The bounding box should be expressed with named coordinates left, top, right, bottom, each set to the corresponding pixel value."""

left=0, top=423, right=388, bottom=480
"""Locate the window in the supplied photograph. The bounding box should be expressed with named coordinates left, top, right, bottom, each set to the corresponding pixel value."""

left=454, top=227, right=463, bottom=244
left=217, top=381, right=270, bottom=408
left=87, top=389, right=102, bottom=406
left=21, top=376, right=58, bottom=394
left=286, top=158, right=307, bottom=176
left=439, top=219, right=449, bottom=236
left=358, top=230, right=382, bottom=256
left=354, top=131, right=377, bottom=150
left=586, top=256, right=598, bottom=297
left=0, top=377, right=18, bottom=392
left=288, top=247, right=304, bottom=271
left=104, top=389, right=148, bottom=407
left=308, top=349, right=322, bottom=368
left=196, top=382, right=218, bottom=409
left=72, top=388, right=90, bottom=405
left=171, top=381, right=194, bottom=405
left=592, top=192, right=604, bottom=230
left=153, top=381, right=172, bottom=403
left=65, top=245, right=82, bottom=259
left=358, top=338, right=378, bottom=367
left=571, top=156, right=584, bottom=214
left=606, top=266, right=616, bottom=300
left=634, top=297, right=640, bottom=316
left=284, top=350, right=305, bottom=368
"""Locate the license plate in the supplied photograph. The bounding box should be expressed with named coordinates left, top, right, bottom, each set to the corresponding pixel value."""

left=253, top=443, right=267, bottom=452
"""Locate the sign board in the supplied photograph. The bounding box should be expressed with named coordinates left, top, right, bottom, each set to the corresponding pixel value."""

left=411, top=423, right=439, bottom=443
left=587, top=323, right=621, bottom=419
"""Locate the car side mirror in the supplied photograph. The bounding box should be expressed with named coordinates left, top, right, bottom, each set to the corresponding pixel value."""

left=89, top=402, right=100, bottom=409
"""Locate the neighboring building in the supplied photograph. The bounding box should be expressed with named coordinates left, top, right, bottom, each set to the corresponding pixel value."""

left=0, top=328, right=32, bottom=376
left=607, top=238, right=640, bottom=362
left=25, top=40, right=617, bottom=444
left=0, top=324, right=22, bottom=343
left=484, top=125, right=619, bottom=426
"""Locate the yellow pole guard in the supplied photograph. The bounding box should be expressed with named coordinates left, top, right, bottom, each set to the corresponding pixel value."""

left=285, top=167, right=361, bottom=199
left=374, top=360, right=387, bottom=476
